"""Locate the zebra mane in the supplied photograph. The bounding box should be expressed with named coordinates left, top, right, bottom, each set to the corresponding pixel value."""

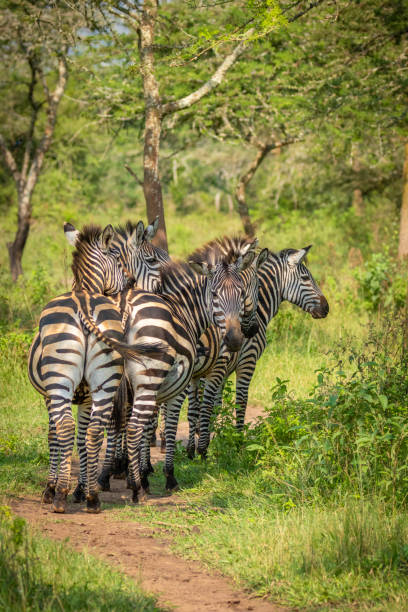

left=189, top=235, right=255, bottom=267
left=160, top=260, right=198, bottom=293
left=71, top=225, right=104, bottom=280
left=113, top=221, right=138, bottom=240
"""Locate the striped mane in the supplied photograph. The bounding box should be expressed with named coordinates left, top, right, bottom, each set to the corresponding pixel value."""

left=113, top=221, right=138, bottom=240
left=189, top=236, right=255, bottom=267
left=160, top=261, right=198, bottom=294
left=71, top=224, right=103, bottom=284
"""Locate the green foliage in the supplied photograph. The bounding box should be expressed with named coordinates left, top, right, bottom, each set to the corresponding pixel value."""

left=355, top=252, right=408, bottom=311
left=0, top=506, right=160, bottom=611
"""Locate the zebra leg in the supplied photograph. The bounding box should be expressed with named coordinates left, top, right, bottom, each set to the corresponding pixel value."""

left=97, top=423, right=117, bottom=492
left=159, top=404, right=167, bottom=453
left=42, top=403, right=59, bottom=504
left=127, top=388, right=161, bottom=504
left=235, top=357, right=256, bottom=430
left=164, top=390, right=188, bottom=491
left=72, top=402, right=91, bottom=503
left=186, top=381, right=200, bottom=459
left=197, top=358, right=229, bottom=458
left=49, top=404, right=76, bottom=514
left=150, top=409, right=158, bottom=447
left=140, top=417, right=156, bottom=493
left=85, top=398, right=114, bottom=513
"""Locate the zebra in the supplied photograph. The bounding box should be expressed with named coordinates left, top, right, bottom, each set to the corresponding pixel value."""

left=108, top=236, right=260, bottom=503
left=186, top=245, right=329, bottom=458
left=71, top=217, right=171, bottom=502
left=28, top=223, right=165, bottom=514
left=139, top=244, right=269, bottom=490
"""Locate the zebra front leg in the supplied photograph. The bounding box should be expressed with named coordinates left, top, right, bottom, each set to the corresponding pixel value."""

left=197, top=359, right=228, bottom=458
left=187, top=381, right=200, bottom=459
left=97, top=423, right=117, bottom=492
left=73, top=402, right=91, bottom=503
left=235, top=357, right=256, bottom=431
left=164, top=391, right=188, bottom=491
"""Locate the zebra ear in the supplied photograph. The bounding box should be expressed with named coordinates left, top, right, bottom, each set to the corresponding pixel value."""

left=144, top=216, right=159, bottom=241
left=129, top=221, right=145, bottom=248
left=64, top=222, right=80, bottom=247
left=253, top=247, right=269, bottom=270
left=287, top=245, right=312, bottom=267
left=188, top=260, right=212, bottom=276
left=237, top=239, right=258, bottom=271
left=100, top=224, right=115, bottom=253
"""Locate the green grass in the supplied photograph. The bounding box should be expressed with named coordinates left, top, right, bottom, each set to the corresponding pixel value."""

left=0, top=506, right=163, bottom=611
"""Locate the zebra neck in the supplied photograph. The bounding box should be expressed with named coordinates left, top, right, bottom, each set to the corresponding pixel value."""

left=257, top=255, right=283, bottom=326
left=162, top=277, right=211, bottom=343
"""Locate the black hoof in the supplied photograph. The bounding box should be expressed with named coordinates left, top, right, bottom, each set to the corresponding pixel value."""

left=186, top=445, right=195, bottom=460
left=132, top=488, right=148, bottom=504
left=86, top=493, right=101, bottom=514
left=198, top=448, right=208, bottom=460
left=97, top=472, right=111, bottom=492
left=52, top=488, right=68, bottom=513
left=165, top=471, right=179, bottom=491
left=72, top=482, right=86, bottom=503
left=42, top=482, right=56, bottom=504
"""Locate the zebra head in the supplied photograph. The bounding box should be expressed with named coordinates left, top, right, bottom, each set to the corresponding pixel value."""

left=64, top=222, right=128, bottom=295
left=113, top=217, right=170, bottom=292
left=280, top=246, right=329, bottom=318
left=189, top=236, right=259, bottom=352
left=240, top=247, right=269, bottom=338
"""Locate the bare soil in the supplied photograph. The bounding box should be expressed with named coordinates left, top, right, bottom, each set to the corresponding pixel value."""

left=9, top=406, right=285, bottom=612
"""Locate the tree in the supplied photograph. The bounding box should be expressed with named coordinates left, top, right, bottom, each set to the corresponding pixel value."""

left=86, top=0, right=323, bottom=250
left=0, top=1, right=84, bottom=280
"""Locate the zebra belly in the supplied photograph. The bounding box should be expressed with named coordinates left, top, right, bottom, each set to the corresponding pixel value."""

left=157, top=355, right=192, bottom=403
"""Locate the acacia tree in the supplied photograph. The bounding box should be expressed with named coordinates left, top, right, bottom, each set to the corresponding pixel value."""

left=89, top=0, right=325, bottom=250
left=0, top=1, right=85, bottom=280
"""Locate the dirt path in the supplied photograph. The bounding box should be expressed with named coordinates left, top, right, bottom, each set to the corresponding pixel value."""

left=10, top=406, right=285, bottom=612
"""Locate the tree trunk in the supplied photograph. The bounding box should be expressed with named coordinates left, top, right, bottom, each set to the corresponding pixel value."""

left=398, top=142, right=408, bottom=259
left=7, top=190, right=32, bottom=281
left=351, top=145, right=364, bottom=216
left=139, top=3, right=168, bottom=252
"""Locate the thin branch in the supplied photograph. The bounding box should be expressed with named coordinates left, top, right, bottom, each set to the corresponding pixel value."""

left=161, top=30, right=253, bottom=116
left=125, top=163, right=144, bottom=186
left=0, top=135, right=21, bottom=186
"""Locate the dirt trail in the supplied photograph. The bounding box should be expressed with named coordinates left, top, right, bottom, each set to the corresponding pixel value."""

left=10, top=405, right=284, bottom=612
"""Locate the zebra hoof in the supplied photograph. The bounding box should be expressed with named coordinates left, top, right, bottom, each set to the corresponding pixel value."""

left=198, top=448, right=208, bottom=460
left=165, top=474, right=179, bottom=491
left=42, top=482, right=56, bottom=504
left=186, top=445, right=195, bottom=460
left=72, top=482, right=86, bottom=503
left=141, top=474, right=150, bottom=493
left=86, top=493, right=101, bottom=514
left=52, top=489, right=68, bottom=513
left=132, top=488, right=148, bottom=504
left=97, top=473, right=111, bottom=492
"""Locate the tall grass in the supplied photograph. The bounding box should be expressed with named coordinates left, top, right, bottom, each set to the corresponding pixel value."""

left=0, top=506, right=161, bottom=611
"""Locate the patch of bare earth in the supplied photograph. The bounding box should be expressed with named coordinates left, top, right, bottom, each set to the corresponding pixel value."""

left=9, top=406, right=286, bottom=612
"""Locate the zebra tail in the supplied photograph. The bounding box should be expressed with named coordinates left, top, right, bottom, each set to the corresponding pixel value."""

left=74, top=293, right=167, bottom=361
left=111, top=375, right=128, bottom=433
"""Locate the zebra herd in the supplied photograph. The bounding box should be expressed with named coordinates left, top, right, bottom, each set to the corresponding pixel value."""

left=28, top=217, right=329, bottom=514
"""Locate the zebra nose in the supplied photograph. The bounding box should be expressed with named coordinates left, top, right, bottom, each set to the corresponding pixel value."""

left=320, top=295, right=329, bottom=316
left=224, top=319, right=244, bottom=352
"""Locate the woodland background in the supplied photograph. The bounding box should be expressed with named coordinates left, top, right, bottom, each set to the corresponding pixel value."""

left=1, top=1, right=408, bottom=610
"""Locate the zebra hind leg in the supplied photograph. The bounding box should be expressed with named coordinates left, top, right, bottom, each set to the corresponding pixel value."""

left=73, top=402, right=91, bottom=502
left=42, top=405, right=59, bottom=504
left=186, top=382, right=200, bottom=459
left=163, top=391, right=187, bottom=491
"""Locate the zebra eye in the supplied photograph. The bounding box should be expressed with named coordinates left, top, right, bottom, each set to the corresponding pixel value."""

left=145, top=256, right=156, bottom=263
left=301, top=274, right=309, bottom=281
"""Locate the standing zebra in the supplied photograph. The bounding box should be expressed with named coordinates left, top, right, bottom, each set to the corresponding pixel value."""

left=111, top=236, right=259, bottom=503
left=28, top=223, right=165, bottom=513
left=71, top=217, right=171, bottom=502
left=139, top=243, right=269, bottom=490
left=187, top=245, right=329, bottom=458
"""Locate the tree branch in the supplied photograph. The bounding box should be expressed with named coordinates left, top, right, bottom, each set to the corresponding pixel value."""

left=0, top=135, right=21, bottom=186
left=161, top=29, right=254, bottom=116
left=125, top=163, right=144, bottom=186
